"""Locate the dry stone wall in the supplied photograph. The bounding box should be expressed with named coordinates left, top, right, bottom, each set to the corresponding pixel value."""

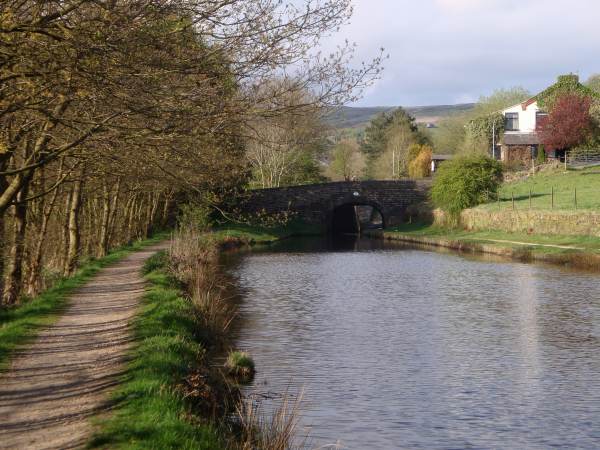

left=460, top=208, right=600, bottom=237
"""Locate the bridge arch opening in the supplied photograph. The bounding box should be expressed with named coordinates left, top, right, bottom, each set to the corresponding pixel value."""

left=330, top=203, right=384, bottom=235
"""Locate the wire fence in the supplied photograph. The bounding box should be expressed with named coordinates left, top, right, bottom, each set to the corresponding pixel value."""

left=567, top=149, right=600, bottom=169
left=496, top=186, right=588, bottom=211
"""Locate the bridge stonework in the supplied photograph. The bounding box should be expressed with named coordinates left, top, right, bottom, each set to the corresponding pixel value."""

left=241, top=180, right=431, bottom=229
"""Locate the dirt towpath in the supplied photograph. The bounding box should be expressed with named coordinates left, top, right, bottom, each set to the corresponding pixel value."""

left=0, top=243, right=168, bottom=450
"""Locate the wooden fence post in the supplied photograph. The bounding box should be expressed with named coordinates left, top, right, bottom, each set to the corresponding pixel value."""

left=551, top=186, right=554, bottom=209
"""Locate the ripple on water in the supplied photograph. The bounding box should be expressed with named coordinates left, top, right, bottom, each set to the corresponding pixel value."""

left=225, top=238, right=600, bottom=449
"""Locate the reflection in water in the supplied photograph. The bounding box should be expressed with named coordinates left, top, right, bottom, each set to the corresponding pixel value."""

left=223, top=237, right=600, bottom=449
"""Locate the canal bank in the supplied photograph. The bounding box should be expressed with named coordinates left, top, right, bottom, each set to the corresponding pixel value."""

left=371, top=223, right=600, bottom=271
left=89, top=224, right=321, bottom=449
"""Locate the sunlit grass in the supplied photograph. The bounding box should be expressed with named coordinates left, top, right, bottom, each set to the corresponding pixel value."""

left=386, top=223, right=600, bottom=255
left=212, top=220, right=322, bottom=244
left=479, top=166, right=600, bottom=211
left=89, top=261, right=225, bottom=450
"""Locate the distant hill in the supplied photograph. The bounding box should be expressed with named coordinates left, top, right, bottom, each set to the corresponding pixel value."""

left=325, top=103, right=476, bottom=130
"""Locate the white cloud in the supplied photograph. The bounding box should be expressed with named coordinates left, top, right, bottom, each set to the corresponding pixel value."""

left=320, top=0, right=600, bottom=106
left=434, top=0, right=500, bottom=12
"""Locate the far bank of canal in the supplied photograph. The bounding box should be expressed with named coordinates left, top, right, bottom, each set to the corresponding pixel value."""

left=222, top=235, right=600, bottom=449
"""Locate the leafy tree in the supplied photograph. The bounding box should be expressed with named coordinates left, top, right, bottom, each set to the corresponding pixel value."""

left=407, top=143, right=424, bottom=163
left=536, top=74, right=598, bottom=110
left=361, top=108, right=429, bottom=178
left=282, top=145, right=328, bottom=186
left=432, top=115, right=468, bottom=154
left=463, top=87, right=530, bottom=155
left=246, top=86, right=329, bottom=188
left=327, top=139, right=365, bottom=181
left=433, top=87, right=529, bottom=155
left=536, top=94, right=593, bottom=151
left=472, top=87, right=531, bottom=116
left=408, top=146, right=432, bottom=178
left=431, top=155, right=503, bottom=221
left=0, top=0, right=383, bottom=304
left=586, top=74, right=600, bottom=93
left=361, top=108, right=426, bottom=157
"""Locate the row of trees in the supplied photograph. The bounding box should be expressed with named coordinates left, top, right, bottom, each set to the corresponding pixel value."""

left=0, top=0, right=382, bottom=305
left=326, top=107, right=434, bottom=181
left=307, top=73, right=600, bottom=184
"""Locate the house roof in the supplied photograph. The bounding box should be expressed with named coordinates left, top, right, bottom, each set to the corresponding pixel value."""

left=503, top=133, right=539, bottom=146
left=501, top=74, right=600, bottom=114
left=431, top=154, right=454, bottom=160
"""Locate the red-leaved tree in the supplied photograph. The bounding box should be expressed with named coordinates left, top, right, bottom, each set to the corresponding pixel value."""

left=537, top=94, right=593, bottom=151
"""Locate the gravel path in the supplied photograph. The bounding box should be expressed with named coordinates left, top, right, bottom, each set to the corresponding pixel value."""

left=0, top=243, right=168, bottom=450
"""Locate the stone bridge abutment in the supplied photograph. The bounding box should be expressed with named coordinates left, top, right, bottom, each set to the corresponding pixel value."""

left=240, top=180, right=431, bottom=230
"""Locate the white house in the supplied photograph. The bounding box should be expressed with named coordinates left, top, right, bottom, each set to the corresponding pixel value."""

left=498, top=74, right=593, bottom=164
left=499, top=97, right=546, bottom=163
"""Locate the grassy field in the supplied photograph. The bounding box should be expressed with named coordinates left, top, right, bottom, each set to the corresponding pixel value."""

left=479, top=166, right=600, bottom=212
left=0, top=233, right=169, bottom=371
left=89, top=252, right=225, bottom=449
left=385, top=222, right=600, bottom=256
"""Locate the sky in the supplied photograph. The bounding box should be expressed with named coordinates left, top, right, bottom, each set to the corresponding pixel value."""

left=322, top=0, right=600, bottom=107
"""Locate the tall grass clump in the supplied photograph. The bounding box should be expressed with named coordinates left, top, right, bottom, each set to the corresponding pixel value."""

left=431, top=154, right=503, bottom=225
left=236, top=390, right=309, bottom=450
left=226, top=350, right=256, bottom=379
left=169, top=223, right=235, bottom=346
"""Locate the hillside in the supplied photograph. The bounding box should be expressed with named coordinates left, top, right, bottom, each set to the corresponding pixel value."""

left=325, top=103, right=475, bottom=130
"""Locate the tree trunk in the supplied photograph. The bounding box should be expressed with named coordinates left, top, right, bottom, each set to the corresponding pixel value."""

left=106, top=177, right=121, bottom=249
left=148, top=191, right=160, bottom=236
left=98, top=184, right=111, bottom=257
left=64, top=175, right=83, bottom=276
left=60, top=190, right=72, bottom=275
left=27, top=183, right=60, bottom=296
left=161, top=190, right=172, bottom=227
left=126, top=194, right=137, bottom=242
left=3, top=180, right=30, bottom=305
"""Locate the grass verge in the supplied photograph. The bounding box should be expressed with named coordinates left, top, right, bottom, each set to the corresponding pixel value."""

left=0, top=233, right=169, bottom=371
left=89, top=252, right=225, bottom=449
left=381, top=222, right=600, bottom=270
left=212, top=220, right=322, bottom=246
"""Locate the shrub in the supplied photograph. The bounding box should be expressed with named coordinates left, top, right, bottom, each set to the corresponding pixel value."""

left=502, top=158, right=526, bottom=173
left=177, top=203, right=213, bottom=231
left=536, top=144, right=547, bottom=164
left=408, top=147, right=432, bottom=178
left=225, top=350, right=256, bottom=379
left=431, top=154, right=503, bottom=221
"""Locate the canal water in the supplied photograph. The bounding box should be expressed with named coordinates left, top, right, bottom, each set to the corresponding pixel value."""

left=222, top=237, right=600, bottom=449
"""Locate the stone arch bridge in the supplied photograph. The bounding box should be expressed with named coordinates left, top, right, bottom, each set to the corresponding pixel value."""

left=241, top=180, right=431, bottom=232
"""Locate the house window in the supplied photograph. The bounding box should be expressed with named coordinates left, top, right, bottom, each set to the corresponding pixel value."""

left=505, top=112, right=519, bottom=131
left=535, top=111, right=548, bottom=130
